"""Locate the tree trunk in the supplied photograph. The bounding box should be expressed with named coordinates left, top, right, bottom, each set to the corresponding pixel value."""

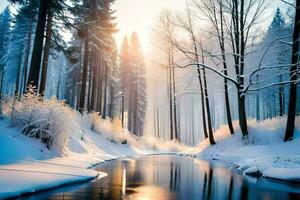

left=15, top=58, right=22, bottom=96
left=22, top=20, right=33, bottom=94
left=278, top=65, right=285, bottom=117
left=203, top=66, right=216, bottom=145
left=108, top=84, right=114, bottom=119
left=134, top=75, right=138, bottom=135
left=128, top=78, right=132, bottom=131
left=102, top=64, right=108, bottom=119
left=27, top=0, right=49, bottom=88
left=219, top=1, right=234, bottom=134
left=284, top=0, right=300, bottom=141
left=279, top=84, right=284, bottom=116
left=171, top=52, right=179, bottom=140
left=89, top=52, right=97, bottom=112
left=238, top=93, right=248, bottom=138
left=87, top=62, right=92, bottom=111
left=156, top=108, right=160, bottom=138
left=97, top=56, right=103, bottom=114
left=168, top=54, right=174, bottom=140
left=121, top=94, right=124, bottom=128
left=186, top=4, right=208, bottom=139
left=79, top=35, right=89, bottom=113
left=56, top=67, right=62, bottom=98
left=39, top=2, right=52, bottom=95
left=256, top=75, right=260, bottom=120
left=200, top=43, right=216, bottom=145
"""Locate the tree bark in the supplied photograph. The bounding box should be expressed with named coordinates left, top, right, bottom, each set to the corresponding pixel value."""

left=97, top=56, right=103, bottom=114
left=108, top=83, right=114, bottom=119
left=89, top=51, right=97, bottom=112
left=27, top=0, right=49, bottom=88
left=102, top=64, right=108, bottom=119
left=200, top=43, right=216, bottom=145
left=238, top=92, right=248, bottom=137
left=284, top=0, right=300, bottom=141
left=22, top=19, right=33, bottom=94
left=171, top=52, right=179, bottom=140
left=39, top=2, right=52, bottom=95
left=79, top=34, right=89, bottom=113
left=219, top=2, right=234, bottom=134
left=168, top=50, right=174, bottom=140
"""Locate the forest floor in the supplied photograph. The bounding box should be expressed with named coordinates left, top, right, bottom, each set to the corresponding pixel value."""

left=0, top=117, right=189, bottom=199
left=1, top=113, right=300, bottom=198
left=196, top=117, right=300, bottom=183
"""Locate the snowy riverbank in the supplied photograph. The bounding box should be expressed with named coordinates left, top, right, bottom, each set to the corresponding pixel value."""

left=1, top=95, right=300, bottom=199
left=0, top=114, right=188, bottom=199
left=196, top=117, right=300, bottom=183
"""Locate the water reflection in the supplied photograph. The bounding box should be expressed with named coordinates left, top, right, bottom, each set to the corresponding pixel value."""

left=122, top=168, right=126, bottom=197
left=20, top=155, right=300, bottom=200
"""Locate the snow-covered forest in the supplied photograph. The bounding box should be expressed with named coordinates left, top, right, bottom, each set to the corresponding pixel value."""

left=0, top=0, right=300, bottom=199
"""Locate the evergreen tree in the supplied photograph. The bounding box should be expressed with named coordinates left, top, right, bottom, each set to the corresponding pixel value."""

left=258, top=8, right=291, bottom=119
left=0, top=7, right=11, bottom=66
left=129, top=32, right=147, bottom=136
left=2, top=2, right=38, bottom=96
left=120, top=37, right=131, bottom=128
left=119, top=33, right=147, bottom=136
left=0, top=7, right=12, bottom=97
left=9, top=0, right=78, bottom=91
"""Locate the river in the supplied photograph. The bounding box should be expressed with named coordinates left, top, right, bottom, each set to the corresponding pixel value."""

left=20, top=155, right=300, bottom=200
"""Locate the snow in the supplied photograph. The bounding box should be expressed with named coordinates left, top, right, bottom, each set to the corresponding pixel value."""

left=195, top=117, right=300, bottom=184
left=0, top=99, right=191, bottom=199
left=0, top=161, right=104, bottom=199
left=1, top=95, right=300, bottom=198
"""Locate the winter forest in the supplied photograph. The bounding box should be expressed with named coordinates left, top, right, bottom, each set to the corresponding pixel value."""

left=0, top=0, right=300, bottom=199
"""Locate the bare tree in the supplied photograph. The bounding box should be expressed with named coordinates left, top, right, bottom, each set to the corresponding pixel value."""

left=174, top=3, right=215, bottom=144
left=284, top=0, right=300, bottom=141
left=195, top=0, right=234, bottom=134
left=177, top=0, right=266, bottom=140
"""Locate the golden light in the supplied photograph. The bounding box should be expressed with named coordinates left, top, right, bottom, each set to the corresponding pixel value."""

left=113, top=0, right=186, bottom=53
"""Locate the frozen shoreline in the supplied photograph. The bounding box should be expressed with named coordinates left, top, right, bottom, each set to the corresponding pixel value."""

left=1, top=116, right=300, bottom=199
left=195, top=117, right=300, bottom=184
left=0, top=117, right=186, bottom=199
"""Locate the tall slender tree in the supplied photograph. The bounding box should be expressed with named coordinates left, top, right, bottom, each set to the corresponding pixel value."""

left=284, top=0, right=300, bottom=141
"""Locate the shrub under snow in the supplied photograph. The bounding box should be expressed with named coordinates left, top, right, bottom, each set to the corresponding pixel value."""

left=7, top=89, right=79, bottom=154
left=89, top=112, right=132, bottom=144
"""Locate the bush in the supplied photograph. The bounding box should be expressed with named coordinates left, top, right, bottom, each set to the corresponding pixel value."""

left=8, top=88, right=78, bottom=154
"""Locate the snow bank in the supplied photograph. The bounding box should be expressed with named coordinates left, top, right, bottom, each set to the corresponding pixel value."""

left=197, top=116, right=300, bottom=184
left=0, top=94, right=193, bottom=199
left=0, top=161, right=105, bottom=199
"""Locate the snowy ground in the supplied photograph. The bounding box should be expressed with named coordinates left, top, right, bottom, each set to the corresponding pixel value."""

left=0, top=117, right=189, bottom=199
left=196, top=117, right=300, bottom=183
left=1, top=96, right=300, bottom=199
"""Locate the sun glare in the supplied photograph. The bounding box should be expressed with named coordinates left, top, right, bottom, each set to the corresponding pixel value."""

left=113, top=0, right=185, bottom=53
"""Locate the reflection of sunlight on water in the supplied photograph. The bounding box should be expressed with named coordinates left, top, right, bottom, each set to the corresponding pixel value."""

left=122, top=168, right=126, bottom=197
left=125, top=185, right=175, bottom=200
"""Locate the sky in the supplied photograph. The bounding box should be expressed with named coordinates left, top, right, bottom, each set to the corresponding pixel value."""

left=113, top=0, right=186, bottom=53
left=0, top=0, right=185, bottom=53
left=0, top=0, right=288, bottom=53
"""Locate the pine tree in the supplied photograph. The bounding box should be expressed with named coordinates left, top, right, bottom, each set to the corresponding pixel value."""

left=259, top=8, right=291, bottom=119
left=0, top=7, right=11, bottom=117
left=129, top=32, right=147, bottom=136
left=120, top=37, right=131, bottom=128
left=0, top=7, right=11, bottom=99
left=2, top=2, right=38, bottom=97
left=9, top=0, right=79, bottom=91
left=0, top=7, right=11, bottom=63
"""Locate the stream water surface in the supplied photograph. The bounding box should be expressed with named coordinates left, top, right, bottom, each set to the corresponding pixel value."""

left=20, top=155, right=300, bottom=200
